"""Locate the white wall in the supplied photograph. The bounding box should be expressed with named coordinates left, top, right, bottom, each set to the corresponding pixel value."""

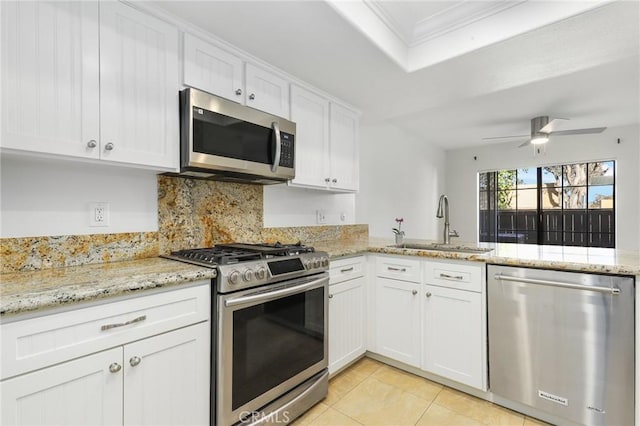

left=445, top=124, right=640, bottom=250
left=356, top=123, right=446, bottom=240
left=263, top=185, right=355, bottom=227
left=1, top=156, right=158, bottom=238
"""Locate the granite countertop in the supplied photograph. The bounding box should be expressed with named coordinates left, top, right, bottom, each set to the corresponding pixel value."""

left=2, top=240, right=638, bottom=318
left=316, top=238, right=640, bottom=276
left=0, top=257, right=216, bottom=317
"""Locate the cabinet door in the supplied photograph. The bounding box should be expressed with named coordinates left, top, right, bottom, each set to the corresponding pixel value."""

left=329, top=103, right=359, bottom=192
left=289, top=85, right=330, bottom=188
left=329, top=277, right=366, bottom=374
left=183, top=33, right=244, bottom=104
left=245, top=63, right=290, bottom=118
left=423, top=285, right=483, bottom=389
left=123, top=322, right=210, bottom=426
left=1, top=1, right=100, bottom=158
left=99, top=1, right=179, bottom=169
left=374, top=277, right=421, bottom=367
left=0, top=347, right=122, bottom=425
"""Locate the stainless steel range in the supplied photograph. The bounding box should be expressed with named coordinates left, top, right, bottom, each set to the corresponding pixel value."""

left=164, top=243, right=329, bottom=426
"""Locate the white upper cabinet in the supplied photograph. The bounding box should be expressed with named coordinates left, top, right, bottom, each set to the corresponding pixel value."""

left=289, top=85, right=359, bottom=192
left=1, top=1, right=100, bottom=159
left=1, top=1, right=179, bottom=170
left=183, top=35, right=289, bottom=118
left=290, top=85, right=330, bottom=188
left=245, top=63, right=290, bottom=118
left=329, top=103, right=359, bottom=192
left=183, top=33, right=244, bottom=104
left=99, top=1, right=179, bottom=169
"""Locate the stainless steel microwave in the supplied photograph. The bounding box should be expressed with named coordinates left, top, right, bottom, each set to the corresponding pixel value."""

left=178, top=88, right=295, bottom=184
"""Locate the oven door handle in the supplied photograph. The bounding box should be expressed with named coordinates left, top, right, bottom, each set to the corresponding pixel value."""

left=225, top=275, right=327, bottom=308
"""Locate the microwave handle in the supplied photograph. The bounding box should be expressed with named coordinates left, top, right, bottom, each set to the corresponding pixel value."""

left=271, top=121, right=281, bottom=173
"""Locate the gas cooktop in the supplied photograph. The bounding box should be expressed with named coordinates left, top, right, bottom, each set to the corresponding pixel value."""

left=164, top=242, right=315, bottom=266
left=163, top=242, right=328, bottom=293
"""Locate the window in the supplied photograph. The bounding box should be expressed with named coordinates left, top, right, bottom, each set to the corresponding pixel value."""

left=479, top=161, right=615, bottom=248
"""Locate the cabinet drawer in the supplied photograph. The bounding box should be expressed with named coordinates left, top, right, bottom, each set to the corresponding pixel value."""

left=1, top=283, right=210, bottom=380
left=330, top=256, right=365, bottom=285
left=375, top=257, right=421, bottom=283
left=424, top=261, right=482, bottom=292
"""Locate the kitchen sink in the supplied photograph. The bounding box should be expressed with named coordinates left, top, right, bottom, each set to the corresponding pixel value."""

left=388, top=243, right=493, bottom=254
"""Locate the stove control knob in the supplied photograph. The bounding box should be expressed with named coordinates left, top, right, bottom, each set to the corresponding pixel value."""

left=313, top=259, right=321, bottom=268
left=321, top=258, right=329, bottom=267
left=256, top=267, right=267, bottom=279
left=243, top=269, right=253, bottom=282
left=229, top=270, right=240, bottom=285
left=305, top=260, right=312, bottom=269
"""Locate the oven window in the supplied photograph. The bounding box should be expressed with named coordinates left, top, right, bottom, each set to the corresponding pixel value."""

left=232, top=287, right=325, bottom=410
left=193, top=109, right=273, bottom=165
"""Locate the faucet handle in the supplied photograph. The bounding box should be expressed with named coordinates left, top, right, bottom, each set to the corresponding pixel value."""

left=450, top=229, right=460, bottom=238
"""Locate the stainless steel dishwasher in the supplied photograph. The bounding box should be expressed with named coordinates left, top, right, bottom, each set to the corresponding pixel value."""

left=488, top=265, right=634, bottom=426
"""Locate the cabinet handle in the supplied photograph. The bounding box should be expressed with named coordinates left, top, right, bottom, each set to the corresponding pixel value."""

left=426, top=292, right=432, bottom=298
left=101, top=315, right=147, bottom=331
left=104, top=142, right=114, bottom=151
left=387, top=266, right=407, bottom=272
left=87, top=140, right=97, bottom=148
left=129, top=356, right=142, bottom=367
left=235, top=88, right=242, bottom=96
left=440, top=273, right=464, bottom=280
left=249, top=93, right=256, bottom=100
left=332, top=178, right=338, bottom=183
left=412, top=290, right=418, bottom=295
left=109, top=363, right=122, bottom=373
left=340, top=267, right=354, bottom=273
left=328, top=294, right=333, bottom=299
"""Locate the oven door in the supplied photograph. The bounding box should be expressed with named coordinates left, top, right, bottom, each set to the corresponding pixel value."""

left=217, top=273, right=328, bottom=426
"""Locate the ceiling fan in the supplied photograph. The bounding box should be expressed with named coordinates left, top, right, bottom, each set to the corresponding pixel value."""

left=482, top=116, right=607, bottom=148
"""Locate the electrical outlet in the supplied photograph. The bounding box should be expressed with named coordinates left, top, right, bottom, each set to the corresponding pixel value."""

left=316, top=209, right=326, bottom=224
left=89, top=202, right=109, bottom=227
left=340, top=212, right=346, bottom=222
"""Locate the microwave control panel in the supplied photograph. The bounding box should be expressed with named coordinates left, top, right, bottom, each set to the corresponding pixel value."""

left=279, top=133, right=295, bottom=168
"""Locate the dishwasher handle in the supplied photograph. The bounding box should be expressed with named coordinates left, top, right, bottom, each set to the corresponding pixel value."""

left=494, top=274, right=621, bottom=295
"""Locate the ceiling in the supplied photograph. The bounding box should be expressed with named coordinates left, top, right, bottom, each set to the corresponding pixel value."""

left=152, top=0, right=640, bottom=150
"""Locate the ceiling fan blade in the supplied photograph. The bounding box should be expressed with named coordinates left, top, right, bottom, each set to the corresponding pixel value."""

left=482, top=134, right=528, bottom=141
left=539, top=118, right=569, bottom=133
left=550, top=127, right=607, bottom=136
left=518, top=140, right=531, bottom=148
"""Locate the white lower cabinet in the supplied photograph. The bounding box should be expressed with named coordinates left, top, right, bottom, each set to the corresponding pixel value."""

left=0, top=347, right=123, bottom=425
left=329, top=277, right=366, bottom=374
left=0, top=284, right=211, bottom=426
left=374, top=277, right=422, bottom=368
left=422, top=284, right=483, bottom=389
left=328, top=256, right=366, bottom=374
left=370, top=256, right=487, bottom=390
left=123, top=322, right=210, bottom=426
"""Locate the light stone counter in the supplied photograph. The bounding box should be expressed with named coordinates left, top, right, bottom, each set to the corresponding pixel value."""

left=320, top=238, right=640, bottom=276
left=2, top=239, right=637, bottom=318
left=0, top=257, right=216, bottom=317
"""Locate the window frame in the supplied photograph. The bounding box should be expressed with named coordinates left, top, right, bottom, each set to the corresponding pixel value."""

left=478, top=160, right=616, bottom=248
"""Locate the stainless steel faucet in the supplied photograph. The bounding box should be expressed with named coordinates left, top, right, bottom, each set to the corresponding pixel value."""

left=436, top=194, right=459, bottom=245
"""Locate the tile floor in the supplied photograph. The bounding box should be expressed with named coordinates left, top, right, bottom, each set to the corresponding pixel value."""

left=294, top=357, right=550, bottom=426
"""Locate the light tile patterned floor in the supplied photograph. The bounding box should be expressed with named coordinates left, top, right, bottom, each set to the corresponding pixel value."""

left=294, top=358, right=550, bottom=426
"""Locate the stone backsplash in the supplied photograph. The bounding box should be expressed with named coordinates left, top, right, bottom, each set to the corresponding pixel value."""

left=1, top=176, right=368, bottom=273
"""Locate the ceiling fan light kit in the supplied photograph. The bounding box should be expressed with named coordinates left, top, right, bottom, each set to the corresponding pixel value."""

left=531, top=134, right=549, bottom=144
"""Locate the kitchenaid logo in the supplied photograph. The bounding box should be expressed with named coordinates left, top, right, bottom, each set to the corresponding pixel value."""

left=538, top=390, right=568, bottom=406
left=239, top=410, right=290, bottom=424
